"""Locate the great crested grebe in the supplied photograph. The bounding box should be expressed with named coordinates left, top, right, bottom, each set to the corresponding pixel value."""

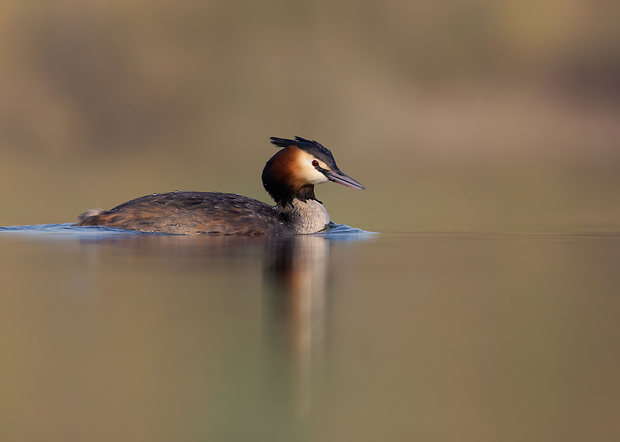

left=76, top=137, right=365, bottom=235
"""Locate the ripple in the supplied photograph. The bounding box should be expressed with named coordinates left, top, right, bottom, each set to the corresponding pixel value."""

left=0, top=222, right=378, bottom=240
left=0, top=223, right=143, bottom=237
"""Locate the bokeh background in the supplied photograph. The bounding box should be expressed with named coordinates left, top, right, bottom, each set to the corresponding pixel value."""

left=1, top=0, right=619, bottom=232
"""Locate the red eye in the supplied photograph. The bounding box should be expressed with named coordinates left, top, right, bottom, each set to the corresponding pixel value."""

left=312, top=160, right=319, bottom=167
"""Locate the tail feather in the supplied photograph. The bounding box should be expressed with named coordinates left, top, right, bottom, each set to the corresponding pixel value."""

left=76, top=209, right=105, bottom=226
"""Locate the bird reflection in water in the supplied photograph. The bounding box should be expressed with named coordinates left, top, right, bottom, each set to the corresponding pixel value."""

left=79, top=231, right=335, bottom=415
left=263, top=235, right=330, bottom=414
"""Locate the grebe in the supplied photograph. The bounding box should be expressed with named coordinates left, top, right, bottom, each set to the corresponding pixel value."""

left=76, top=137, right=365, bottom=235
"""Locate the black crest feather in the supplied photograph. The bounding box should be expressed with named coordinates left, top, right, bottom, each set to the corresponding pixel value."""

left=269, top=136, right=338, bottom=170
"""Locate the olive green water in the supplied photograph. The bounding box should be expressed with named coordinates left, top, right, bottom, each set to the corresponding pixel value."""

left=1, top=226, right=619, bottom=441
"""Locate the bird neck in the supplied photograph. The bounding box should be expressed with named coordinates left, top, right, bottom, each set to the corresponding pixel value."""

left=278, top=198, right=330, bottom=234
left=271, top=185, right=318, bottom=208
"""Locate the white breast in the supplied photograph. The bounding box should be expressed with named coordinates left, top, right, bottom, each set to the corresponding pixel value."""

left=291, top=199, right=330, bottom=234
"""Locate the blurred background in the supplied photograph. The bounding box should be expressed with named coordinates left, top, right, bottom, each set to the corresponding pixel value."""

left=1, top=0, right=619, bottom=231
left=2, top=3, right=620, bottom=441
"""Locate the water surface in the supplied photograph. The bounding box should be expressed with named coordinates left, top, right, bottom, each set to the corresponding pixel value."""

left=1, top=225, right=619, bottom=441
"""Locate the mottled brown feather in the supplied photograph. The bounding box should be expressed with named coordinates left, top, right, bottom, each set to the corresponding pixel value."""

left=76, top=192, right=295, bottom=235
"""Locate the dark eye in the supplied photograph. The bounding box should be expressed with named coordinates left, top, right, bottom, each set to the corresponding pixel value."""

left=312, top=160, right=319, bottom=167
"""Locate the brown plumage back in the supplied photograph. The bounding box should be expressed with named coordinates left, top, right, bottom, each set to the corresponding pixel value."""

left=75, top=191, right=293, bottom=235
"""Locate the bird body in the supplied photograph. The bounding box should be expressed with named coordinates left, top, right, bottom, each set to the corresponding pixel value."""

left=76, top=137, right=364, bottom=235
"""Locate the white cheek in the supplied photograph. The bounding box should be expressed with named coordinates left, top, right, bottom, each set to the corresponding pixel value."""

left=308, top=168, right=328, bottom=184
left=298, top=161, right=328, bottom=184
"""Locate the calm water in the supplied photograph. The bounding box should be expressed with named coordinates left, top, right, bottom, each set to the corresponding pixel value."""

left=1, top=224, right=619, bottom=441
